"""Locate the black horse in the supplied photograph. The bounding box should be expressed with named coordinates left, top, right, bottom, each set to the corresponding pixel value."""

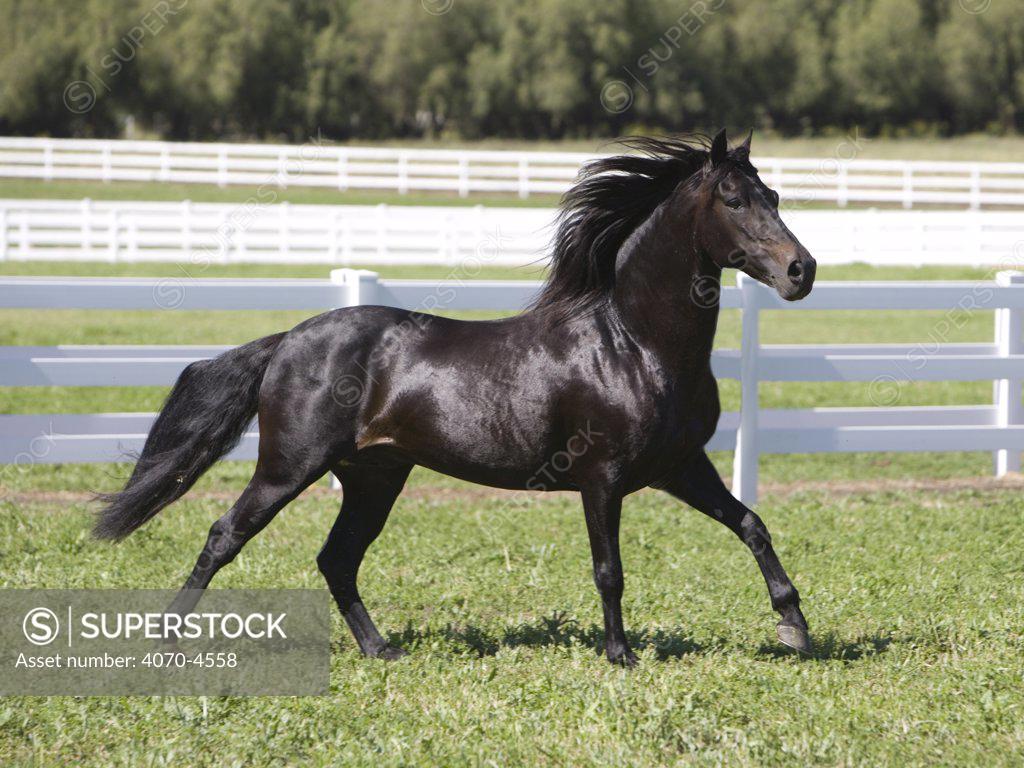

left=96, top=130, right=816, bottom=665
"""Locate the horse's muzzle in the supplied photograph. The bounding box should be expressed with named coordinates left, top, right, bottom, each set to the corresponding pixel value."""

left=778, top=252, right=816, bottom=301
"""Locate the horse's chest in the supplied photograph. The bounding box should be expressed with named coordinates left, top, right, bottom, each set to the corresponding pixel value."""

left=636, top=371, right=720, bottom=451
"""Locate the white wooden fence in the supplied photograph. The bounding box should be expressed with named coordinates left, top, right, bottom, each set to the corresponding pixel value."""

left=3, top=270, right=1024, bottom=504
left=4, top=136, right=1024, bottom=208
left=3, top=199, right=1023, bottom=267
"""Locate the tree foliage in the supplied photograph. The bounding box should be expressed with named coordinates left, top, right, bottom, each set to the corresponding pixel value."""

left=0, top=0, right=1020, bottom=140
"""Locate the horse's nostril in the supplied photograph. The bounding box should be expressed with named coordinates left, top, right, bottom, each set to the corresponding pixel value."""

left=787, top=259, right=804, bottom=283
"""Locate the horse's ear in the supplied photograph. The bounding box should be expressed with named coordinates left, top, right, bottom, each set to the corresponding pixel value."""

left=710, top=128, right=728, bottom=166
left=736, top=129, right=753, bottom=160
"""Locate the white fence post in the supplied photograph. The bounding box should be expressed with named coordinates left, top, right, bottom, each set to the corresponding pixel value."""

left=279, top=201, right=290, bottom=261
left=108, top=208, right=119, bottom=262
left=81, top=198, right=92, bottom=259
left=337, top=150, right=348, bottom=192
left=902, top=163, right=913, bottom=209
left=732, top=273, right=762, bottom=505
left=101, top=145, right=112, bottom=183
left=0, top=204, right=6, bottom=261
left=376, top=203, right=387, bottom=260
left=994, top=270, right=1024, bottom=475
left=330, top=267, right=380, bottom=308
left=127, top=212, right=138, bottom=261
left=398, top=152, right=408, bottom=195
left=218, top=148, right=228, bottom=188
left=18, top=211, right=28, bottom=259
left=458, top=157, right=469, bottom=198
left=276, top=149, right=287, bottom=186
left=159, top=146, right=170, bottom=182
left=327, top=267, right=381, bottom=491
left=330, top=210, right=342, bottom=264
left=440, top=211, right=452, bottom=265
left=341, top=214, right=353, bottom=265
left=42, top=139, right=53, bottom=181
left=518, top=158, right=529, bottom=199
left=181, top=199, right=192, bottom=258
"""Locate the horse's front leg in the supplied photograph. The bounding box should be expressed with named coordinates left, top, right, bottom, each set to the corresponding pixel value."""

left=579, top=486, right=637, bottom=667
left=657, top=450, right=811, bottom=654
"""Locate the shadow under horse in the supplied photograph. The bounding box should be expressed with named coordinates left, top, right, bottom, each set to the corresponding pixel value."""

left=95, top=129, right=817, bottom=666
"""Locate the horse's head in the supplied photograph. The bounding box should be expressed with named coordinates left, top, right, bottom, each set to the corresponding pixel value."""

left=695, top=129, right=816, bottom=301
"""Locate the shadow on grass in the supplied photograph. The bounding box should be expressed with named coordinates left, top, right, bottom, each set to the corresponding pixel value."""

left=392, top=611, right=703, bottom=660
left=756, top=631, right=893, bottom=663
left=387, top=612, right=895, bottom=664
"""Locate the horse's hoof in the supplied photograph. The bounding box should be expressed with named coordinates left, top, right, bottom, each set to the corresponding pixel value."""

left=374, top=645, right=408, bottom=661
left=776, top=622, right=812, bottom=655
left=609, top=650, right=639, bottom=668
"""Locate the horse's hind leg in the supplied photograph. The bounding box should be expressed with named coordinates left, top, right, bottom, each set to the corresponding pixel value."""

left=318, top=463, right=412, bottom=659
left=166, top=458, right=329, bottom=618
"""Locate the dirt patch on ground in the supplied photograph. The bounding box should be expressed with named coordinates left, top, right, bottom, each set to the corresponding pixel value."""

left=0, top=483, right=576, bottom=508
left=758, top=473, right=1024, bottom=499
left=5, top=474, right=1024, bottom=508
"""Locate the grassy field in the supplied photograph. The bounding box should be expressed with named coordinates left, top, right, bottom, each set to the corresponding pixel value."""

left=2, top=465, right=1023, bottom=765
left=0, top=177, right=553, bottom=208
left=127, top=132, right=1024, bottom=160
left=2, top=260, right=1024, bottom=765
left=427, top=133, right=1024, bottom=162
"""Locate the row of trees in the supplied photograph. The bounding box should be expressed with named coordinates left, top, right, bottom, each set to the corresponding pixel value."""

left=1, top=0, right=1021, bottom=141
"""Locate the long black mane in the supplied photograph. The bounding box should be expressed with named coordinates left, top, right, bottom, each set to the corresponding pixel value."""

left=531, top=135, right=716, bottom=321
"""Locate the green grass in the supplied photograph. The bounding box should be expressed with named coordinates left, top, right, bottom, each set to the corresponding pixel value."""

left=0, top=178, right=555, bottom=208
left=0, top=259, right=544, bottom=281
left=277, top=132, right=1024, bottom=162
left=0, top=178, right=984, bottom=210
left=3, top=260, right=1024, bottom=765
left=2, top=470, right=1023, bottom=765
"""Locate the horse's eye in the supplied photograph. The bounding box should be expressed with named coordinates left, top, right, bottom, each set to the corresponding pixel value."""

left=725, top=198, right=743, bottom=209
left=767, top=190, right=780, bottom=207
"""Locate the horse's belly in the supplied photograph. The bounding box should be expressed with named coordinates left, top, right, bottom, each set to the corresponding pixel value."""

left=364, top=406, right=583, bottom=491
left=409, top=451, right=579, bottom=492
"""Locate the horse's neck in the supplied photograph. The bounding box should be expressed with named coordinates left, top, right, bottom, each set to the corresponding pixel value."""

left=611, top=198, right=721, bottom=373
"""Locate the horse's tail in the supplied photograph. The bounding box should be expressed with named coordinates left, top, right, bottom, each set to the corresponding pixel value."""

left=93, top=332, right=286, bottom=541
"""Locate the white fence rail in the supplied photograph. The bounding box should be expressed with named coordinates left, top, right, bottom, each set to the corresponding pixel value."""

left=4, top=136, right=1024, bottom=208
left=3, top=270, right=1024, bottom=503
left=3, top=199, right=1023, bottom=267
